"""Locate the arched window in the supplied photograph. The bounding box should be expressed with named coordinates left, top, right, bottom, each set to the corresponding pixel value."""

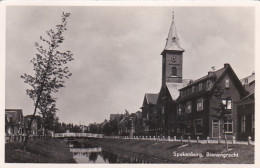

left=172, top=67, right=177, bottom=76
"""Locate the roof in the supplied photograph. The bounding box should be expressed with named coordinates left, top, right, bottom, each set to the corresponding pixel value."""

left=145, top=93, right=159, bottom=105
left=179, top=66, right=226, bottom=91
left=162, top=12, right=184, bottom=53
left=5, top=109, right=23, bottom=125
left=178, top=64, right=248, bottom=101
left=110, top=114, right=123, bottom=121
left=241, top=92, right=254, bottom=101
left=240, top=72, right=255, bottom=85
left=166, top=79, right=191, bottom=100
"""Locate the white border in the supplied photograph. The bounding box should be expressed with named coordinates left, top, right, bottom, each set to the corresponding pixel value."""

left=0, top=1, right=259, bottom=168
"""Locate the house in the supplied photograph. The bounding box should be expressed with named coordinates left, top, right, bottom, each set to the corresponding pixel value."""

left=24, top=115, right=42, bottom=135
left=175, top=64, right=248, bottom=139
left=140, top=93, right=158, bottom=133
left=5, top=109, right=24, bottom=135
left=236, top=73, right=255, bottom=140
left=110, top=114, right=123, bottom=122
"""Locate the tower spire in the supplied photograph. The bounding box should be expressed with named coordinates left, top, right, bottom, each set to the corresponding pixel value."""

left=163, top=11, right=184, bottom=53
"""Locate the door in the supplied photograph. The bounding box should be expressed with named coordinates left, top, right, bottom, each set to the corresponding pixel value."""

left=212, top=120, right=220, bottom=138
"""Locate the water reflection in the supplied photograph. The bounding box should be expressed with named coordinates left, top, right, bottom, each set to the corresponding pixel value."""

left=68, top=141, right=153, bottom=163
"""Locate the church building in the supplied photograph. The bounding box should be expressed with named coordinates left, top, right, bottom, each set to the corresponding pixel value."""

left=141, top=12, right=253, bottom=140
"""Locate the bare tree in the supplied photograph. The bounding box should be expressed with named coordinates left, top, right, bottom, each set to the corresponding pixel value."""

left=21, top=12, right=73, bottom=149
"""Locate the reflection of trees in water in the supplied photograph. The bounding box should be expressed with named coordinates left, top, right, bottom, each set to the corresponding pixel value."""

left=89, top=152, right=98, bottom=162
left=101, top=150, right=152, bottom=163
left=101, top=151, right=118, bottom=163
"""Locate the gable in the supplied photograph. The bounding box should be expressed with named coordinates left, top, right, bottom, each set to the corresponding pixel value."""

left=209, top=65, right=248, bottom=98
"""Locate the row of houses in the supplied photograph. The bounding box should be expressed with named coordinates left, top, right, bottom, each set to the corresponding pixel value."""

left=5, top=109, right=43, bottom=136
left=140, top=13, right=255, bottom=141
left=97, top=13, right=255, bottom=141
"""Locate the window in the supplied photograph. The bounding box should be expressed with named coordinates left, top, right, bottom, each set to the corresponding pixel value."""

left=172, top=67, right=177, bottom=76
left=225, top=78, right=230, bottom=88
left=177, top=104, right=183, bottom=114
left=197, top=98, right=204, bottom=111
left=183, top=90, right=186, bottom=97
left=241, top=115, right=246, bottom=133
left=192, top=86, right=195, bottom=93
left=222, top=99, right=232, bottom=113
left=194, top=119, right=203, bottom=134
left=186, top=101, right=192, bottom=113
left=207, top=80, right=212, bottom=89
left=184, top=120, right=191, bottom=135
left=245, top=78, right=248, bottom=84
left=199, top=83, right=202, bottom=91
left=224, top=120, right=233, bottom=133
left=162, top=107, right=165, bottom=114
left=252, top=114, right=255, bottom=132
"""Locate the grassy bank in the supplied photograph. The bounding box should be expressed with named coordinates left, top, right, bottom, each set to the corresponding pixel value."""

left=5, top=139, right=75, bottom=163
left=87, top=138, right=254, bottom=164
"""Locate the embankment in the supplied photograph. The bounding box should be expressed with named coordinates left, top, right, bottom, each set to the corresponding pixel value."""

left=5, top=138, right=75, bottom=163
left=86, top=138, right=254, bottom=164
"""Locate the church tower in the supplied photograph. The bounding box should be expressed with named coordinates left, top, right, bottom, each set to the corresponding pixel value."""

left=161, top=12, right=184, bottom=86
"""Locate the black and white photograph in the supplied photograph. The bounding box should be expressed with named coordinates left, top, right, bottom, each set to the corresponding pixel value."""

left=2, top=3, right=257, bottom=165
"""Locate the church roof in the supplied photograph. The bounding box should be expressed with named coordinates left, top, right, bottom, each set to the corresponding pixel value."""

left=166, top=79, right=191, bottom=100
left=162, top=12, right=184, bottom=53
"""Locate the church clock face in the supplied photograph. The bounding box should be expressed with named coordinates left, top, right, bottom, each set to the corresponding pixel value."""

left=171, top=56, right=177, bottom=63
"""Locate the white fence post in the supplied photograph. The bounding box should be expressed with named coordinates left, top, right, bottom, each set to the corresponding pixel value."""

left=197, top=136, right=199, bottom=143
left=232, top=136, right=235, bottom=144
left=218, top=136, right=221, bottom=144
left=207, top=136, right=210, bottom=144
left=173, top=136, right=176, bottom=141
left=248, top=136, right=252, bottom=145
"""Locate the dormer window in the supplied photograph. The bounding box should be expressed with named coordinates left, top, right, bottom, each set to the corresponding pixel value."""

left=172, top=67, right=177, bottom=76
left=207, top=80, right=212, bottom=89
left=245, top=78, right=248, bottom=84
left=199, top=83, right=202, bottom=91
left=225, top=78, right=230, bottom=88
left=192, top=86, right=195, bottom=92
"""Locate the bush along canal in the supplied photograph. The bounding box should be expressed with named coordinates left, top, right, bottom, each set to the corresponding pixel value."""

left=67, top=138, right=254, bottom=164
left=5, top=138, right=75, bottom=163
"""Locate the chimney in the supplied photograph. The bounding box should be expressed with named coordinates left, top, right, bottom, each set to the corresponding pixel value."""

left=224, top=63, right=230, bottom=68
left=208, top=71, right=213, bottom=76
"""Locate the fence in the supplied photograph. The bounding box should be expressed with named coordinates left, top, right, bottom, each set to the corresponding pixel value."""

left=103, top=135, right=254, bottom=146
left=54, top=132, right=103, bottom=138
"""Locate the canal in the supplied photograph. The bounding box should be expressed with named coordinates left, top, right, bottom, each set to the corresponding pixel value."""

left=66, top=139, right=155, bottom=163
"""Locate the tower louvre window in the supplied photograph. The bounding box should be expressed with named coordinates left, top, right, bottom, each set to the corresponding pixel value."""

left=172, top=67, right=177, bottom=76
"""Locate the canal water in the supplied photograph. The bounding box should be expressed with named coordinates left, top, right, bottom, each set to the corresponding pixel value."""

left=67, top=140, right=154, bottom=163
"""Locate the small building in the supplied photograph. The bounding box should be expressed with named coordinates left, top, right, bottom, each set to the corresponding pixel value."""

left=5, top=109, right=24, bottom=135
left=109, top=114, right=123, bottom=122
left=236, top=73, right=255, bottom=141
left=24, top=115, right=42, bottom=135
left=140, top=93, right=158, bottom=133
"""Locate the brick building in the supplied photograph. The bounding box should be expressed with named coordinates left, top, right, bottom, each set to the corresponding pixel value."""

left=140, top=12, right=254, bottom=140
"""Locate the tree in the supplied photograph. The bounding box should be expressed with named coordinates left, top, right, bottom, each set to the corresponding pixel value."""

left=21, top=12, right=73, bottom=149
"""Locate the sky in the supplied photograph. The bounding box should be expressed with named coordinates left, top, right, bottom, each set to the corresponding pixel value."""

left=5, top=6, right=255, bottom=125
